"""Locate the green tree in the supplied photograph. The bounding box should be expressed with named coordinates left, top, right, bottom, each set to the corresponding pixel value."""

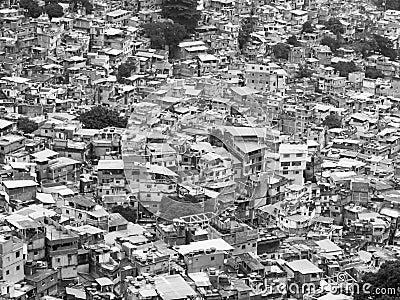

left=162, top=0, right=201, bottom=33
left=352, top=40, right=373, bottom=58
left=325, top=18, right=345, bottom=36
left=70, top=0, right=93, bottom=14
left=164, top=22, right=187, bottom=49
left=333, top=61, right=359, bottom=77
left=297, top=66, right=313, bottom=79
left=20, top=0, right=43, bottom=18
left=79, top=106, right=128, bottom=129
left=323, top=114, right=342, bottom=129
left=354, top=259, right=400, bottom=300
left=373, top=34, right=397, bottom=60
left=386, top=0, right=400, bottom=10
left=238, top=16, right=257, bottom=50
left=117, top=59, right=137, bottom=82
left=142, top=23, right=166, bottom=49
left=373, top=0, right=400, bottom=10
left=45, top=2, right=64, bottom=19
left=111, top=206, right=136, bottom=223
left=272, top=43, right=291, bottom=60
left=386, top=0, right=400, bottom=9
left=365, top=67, right=384, bottom=79
left=17, top=118, right=38, bottom=134
left=287, top=35, right=301, bottom=47
left=301, top=21, right=314, bottom=33
left=142, top=22, right=187, bottom=53
left=354, top=35, right=397, bottom=60
left=321, top=36, right=341, bottom=52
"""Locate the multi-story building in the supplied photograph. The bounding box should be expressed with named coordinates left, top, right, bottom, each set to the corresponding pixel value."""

left=6, top=215, right=46, bottom=261
left=88, top=244, right=123, bottom=281
left=313, top=45, right=332, bottom=66
left=145, top=143, right=178, bottom=169
left=25, top=262, right=58, bottom=299
left=2, top=179, right=38, bottom=202
left=52, top=140, right=90, bottom=162
left=126, top=240, right=176, bottom=275
left=245, top=63, right=270, bottom=91
left=44, top=157, right=82, bottom=183
left=178, top=41, right=208, bottom=60
left=284, top=259, right=323, bottom=299
left=347, top=213, right=390, bottom=244
left=97, top=159, right=126, bottom=196
left=138, top=164, right=178, bottom=211
left=290, top=9, right=308, bottom=25
left=0, top=119, right=15, bottom=136
left=36, top=24, right=61, bottom=52
left=103, top=28, right=134, bottom=57
left=0, top=134, right=25, bottom=163
left=105, top=9, right=131, bottom=27
left=177, top=239, right=234, bottom=273
left=208, top=214, right=258, bottom=255
left=197, top=54, right=219, bottom=76
left=156, top=220, right=187, bottom=246
left=198, top=152, right=233, bottom=183
left=209, top=126, right=267, bottom=177
left=61, top=196, right=109, bottom=230
left=270, top=69, right=287, bottom=95
left=89, top=24, right=105, bottom=52
left=245, top=64, right=287, bottom=94
left=0, top=234, right=25, bottom=284
left=288, top=47, right=306, bottom=64
left=278, top=143, right=307, bottom=186
left=92, top=127, right=123, bottom=158
left=45, top=218, right=78, bottom=281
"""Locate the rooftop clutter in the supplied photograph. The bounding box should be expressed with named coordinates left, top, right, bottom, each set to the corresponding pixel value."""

left=0, top=0, right=400, bottom=299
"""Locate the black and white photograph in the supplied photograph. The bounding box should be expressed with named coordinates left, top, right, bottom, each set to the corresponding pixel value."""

left=0, top=0, right=399, bottom=298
